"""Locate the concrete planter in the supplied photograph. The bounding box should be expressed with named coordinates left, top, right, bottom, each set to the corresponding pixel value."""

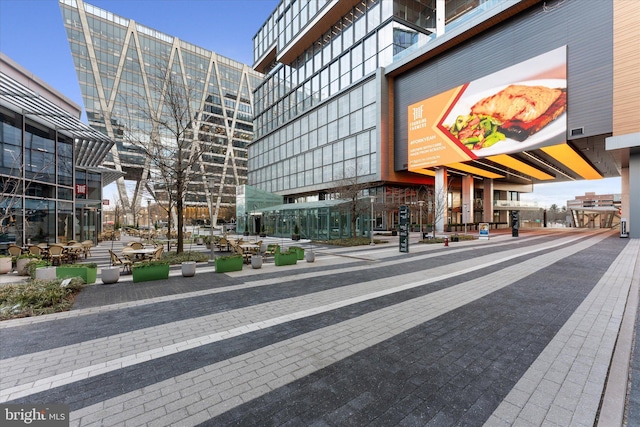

left=35, top=266, right=57, bottom=281
left=0, top=256, right=11, bottom=274
left=132, top=263, right=170, bottom=283
left=274, top=251, right=297, bottom=266
left=57, top=265, right=97, bottom=284
left=181, top=261, right=196, bottom=277
left=251, top=255, right=262, bottom=269
left=16, top=257, right=36, bottom=276
left=215, top=255, right=243, bottom=273
left=290, top=246, right=304, bottom=260
left=100, top=266, right=120, bottom=284
left=305, top=251, right=315, bottom=263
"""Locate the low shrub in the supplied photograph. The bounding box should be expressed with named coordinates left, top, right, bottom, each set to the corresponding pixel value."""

left=132, top=260, right=170, bottom=269
left=420, top=234, right=476, bottom=244
left=0, top=278, right=85, bottom=320
left=324, top=237, right=388, bottom=247
left=162, top=251, right=208, bottom=264
left=59, top=262, right=98, bottom=269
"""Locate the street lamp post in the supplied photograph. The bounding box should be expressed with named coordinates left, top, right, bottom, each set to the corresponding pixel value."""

left=418, top=200, right=424, bottom=238
left=370, top=196, right=375, bottom=246
left=147, top=199, right=151, bottom=242
left=207, top=177, right=216, bottom=260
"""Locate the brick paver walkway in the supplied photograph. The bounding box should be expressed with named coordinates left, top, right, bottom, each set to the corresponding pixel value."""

left=1, top=229, right=637, bottom=426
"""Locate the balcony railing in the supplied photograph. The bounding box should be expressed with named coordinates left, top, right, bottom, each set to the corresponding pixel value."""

left=494, top=200, right=539, bottom=209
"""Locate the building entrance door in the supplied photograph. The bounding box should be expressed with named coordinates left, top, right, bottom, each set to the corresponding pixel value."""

left=75, top=206, right=99, bottom=244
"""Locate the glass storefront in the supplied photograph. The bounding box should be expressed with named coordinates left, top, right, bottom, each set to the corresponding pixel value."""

left=0, top=108, right=105, bottom=246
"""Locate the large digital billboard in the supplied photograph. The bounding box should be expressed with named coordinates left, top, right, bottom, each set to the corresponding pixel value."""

left=408, top=46, right=567, bottom=171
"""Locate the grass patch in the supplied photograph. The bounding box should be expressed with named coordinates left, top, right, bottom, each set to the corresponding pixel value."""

left=0, top=278, right=85, bottom=321
left=323, top=237, right=389, bottom=247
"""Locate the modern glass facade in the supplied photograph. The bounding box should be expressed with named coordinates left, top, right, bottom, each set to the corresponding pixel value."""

left=60, top=0, right=264, bottom=226
left=0, top=54, right=113, bottom=246
left=250, top=0, right=499, bottom=232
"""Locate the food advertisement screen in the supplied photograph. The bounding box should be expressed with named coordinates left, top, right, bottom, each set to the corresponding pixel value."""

left=408, top=46, right=567, bottom=171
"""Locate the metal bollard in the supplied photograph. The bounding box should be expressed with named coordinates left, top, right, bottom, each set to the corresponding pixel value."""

left=444, top=236, right=449, bottom=247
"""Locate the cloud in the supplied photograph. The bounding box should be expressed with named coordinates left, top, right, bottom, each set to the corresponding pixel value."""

left=520, top=177, right=621, bottom=208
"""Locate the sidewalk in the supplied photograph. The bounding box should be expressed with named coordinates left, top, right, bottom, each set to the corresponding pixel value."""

left=0, top=228, right=638, bottom=426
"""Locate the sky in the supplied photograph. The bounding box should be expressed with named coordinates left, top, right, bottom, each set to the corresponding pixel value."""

left=0, top=0, right=622, bottom=208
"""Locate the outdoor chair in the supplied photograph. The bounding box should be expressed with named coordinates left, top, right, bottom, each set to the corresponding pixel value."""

left=109, top=249, right=132, bottom=273
left=263, top=244, right=279, bottom=262
left=29, top=245, right=43, bottom=257
left=7, top=245, right=22, bottom=258
left=81, top=240, right=93, bottom=258
left=230, top=241, right=242, bottom=256
left=67, top=243, right=84, bottom=263
left=121, top=247, right=135, bottom=262
left=129, top=241, right=144, bottom=250
left=216, top=238, right=230, bottom=252
left=150, top=246, right=163, bottom=261
left=8, top=245, right=22, bottom=269
left=236, top=246, right=251, bottom=264
left=48, top=245, right=65, bottom=266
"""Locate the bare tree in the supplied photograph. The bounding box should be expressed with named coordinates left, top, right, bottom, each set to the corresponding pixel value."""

left=0, top=155, right=49, bottom=244
left=426, top=180, right=451, bottom=238
left=0, top=175, right=21, bottom=241
left=113, top=199, right=123, bottom=230
left=125, top=69, right=206, bottom=253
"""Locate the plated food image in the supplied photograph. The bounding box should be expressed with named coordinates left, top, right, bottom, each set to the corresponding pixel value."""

left=446, top=82, right=567, bottom=152
left=447, top=114, right=505, bottom=150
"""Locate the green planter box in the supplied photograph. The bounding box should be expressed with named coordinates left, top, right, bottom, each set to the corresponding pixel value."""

left=215, top=255, right=243, bottom=273
left=56, top=265, right=97, bottom=284
left=275, top=251, right=298, bottom=266
left=132, top=263, right=170, bottom=283
left=290, top=246, right=305, bottom=260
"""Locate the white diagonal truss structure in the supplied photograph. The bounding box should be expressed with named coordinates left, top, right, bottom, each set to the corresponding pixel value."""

left=60, top=0, right=262, bottom=225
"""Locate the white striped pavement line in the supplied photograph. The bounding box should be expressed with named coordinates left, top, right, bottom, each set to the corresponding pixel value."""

left=0, top=232, right=608, bottom=403
left=0, top=232, right=573, bottom=329
left=0, top=233, right=590, bottom=390
left=485, top=238, right=640, bottom=427
left=67, top=233, right=612, bottom=426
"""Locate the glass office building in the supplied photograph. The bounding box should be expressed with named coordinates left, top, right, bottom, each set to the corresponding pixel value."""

left=249, top=0, right=497, bottom=231
left=60, top=0, right=264, bottom=226
left=0, top=53, right=114, bottom=246
left=249, top=0, right=629, bottom=235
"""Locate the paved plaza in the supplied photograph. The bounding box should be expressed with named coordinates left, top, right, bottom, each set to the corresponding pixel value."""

left=1, top=229, right=639, bottom=426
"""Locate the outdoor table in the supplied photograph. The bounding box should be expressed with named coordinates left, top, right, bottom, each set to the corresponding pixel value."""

left=127, top=248, right=156, bottom=260
left=239, top=244, right=260, bottom=255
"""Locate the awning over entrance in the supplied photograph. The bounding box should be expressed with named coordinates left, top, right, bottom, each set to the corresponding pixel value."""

left=0, top=72, right=114, bottom=168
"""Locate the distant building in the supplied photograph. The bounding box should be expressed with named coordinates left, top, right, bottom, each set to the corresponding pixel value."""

left=59, top=0, right=263, bottom=225
left=0, top=53, right=114, bottom=246
left=568, top=192, right=621, bottom=229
